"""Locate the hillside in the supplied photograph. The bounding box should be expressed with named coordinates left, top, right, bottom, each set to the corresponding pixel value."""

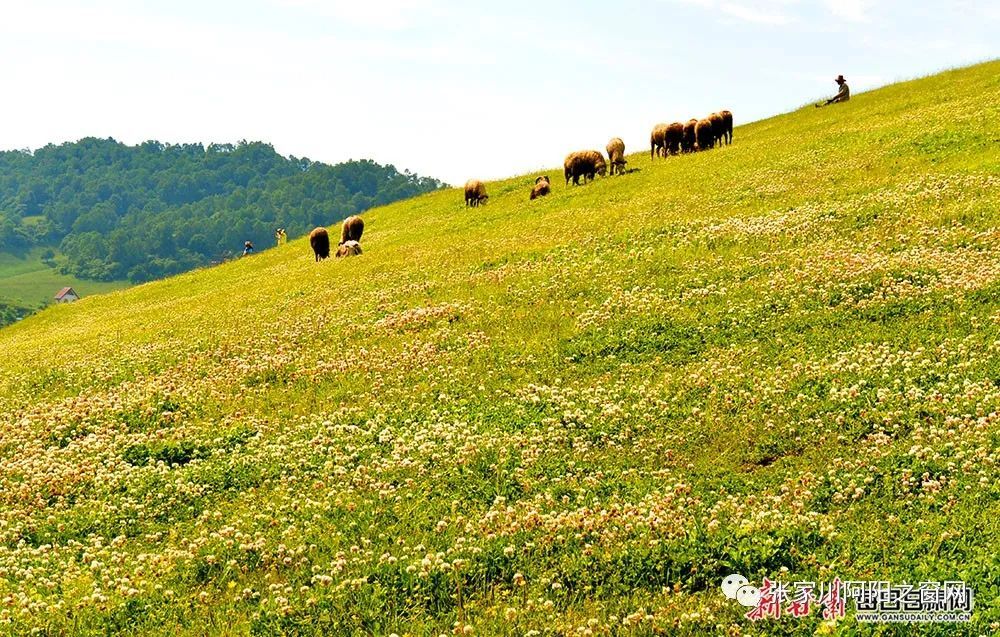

left=1, top=61, right=999, bottom=636
left=0, top=248, right=130, bottom=313
left=0, top=139, right=444, bottom=290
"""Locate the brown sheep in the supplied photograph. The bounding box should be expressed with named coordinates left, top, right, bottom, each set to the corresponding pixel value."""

left=530, top=175, right=551, bottom=200
left=606, top=137, right=626, bottom=175
left=309, top=227, right=330, bottom=261
left=336, top=240, right=362, bottom=258
left=464, top=179, right=488, bottom=207
left=682, top=119, right=698, bottom=153
left=563, top=150, right=607, bottom=185
left=708, top=112, right=725, bottom=147
left=720, top=110, right=733, bottom=145
left=695, top=118, right=715, bottom=151
left=650, top=123, right=669, bottom=159
left=665, top=122, right=684, bottom=155
left=340, top=215, right=364, bottom=245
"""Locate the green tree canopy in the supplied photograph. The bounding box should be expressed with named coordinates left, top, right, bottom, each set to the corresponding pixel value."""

left=0, top=138, right=445, bottom=282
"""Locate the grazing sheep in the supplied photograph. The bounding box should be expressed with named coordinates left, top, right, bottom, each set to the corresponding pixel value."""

left=665, top=122, right=685, bottom=155
left=650, top=123, right=669, bottom=159
left=336, top=240, right=363, bottom=258
left=340, top=215, right=364, bottom=245
left=720, top=110, right=733, bottom=145
left=708, top=112, right=725, bottom=147
left=464, top=179, right=489, bottom=207
left=695, top=118, right=715, bottom=151
left=563, top=150, right=607, bottom=185
left=682, top=119, right=698, bottom=153
left=606, top=137, right=626, bottom=175
left=530, top=175, right=551, bottom=200
left=309, top=227, right=330, bottom=261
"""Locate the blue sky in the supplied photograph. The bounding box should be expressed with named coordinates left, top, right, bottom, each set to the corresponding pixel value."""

left=0, top=1, right=996, bottom=184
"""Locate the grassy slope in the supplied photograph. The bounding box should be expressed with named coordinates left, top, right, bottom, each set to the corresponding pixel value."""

left=1, top=61, right=999, bottom=636
left=0, top=247, right=130, bottom=307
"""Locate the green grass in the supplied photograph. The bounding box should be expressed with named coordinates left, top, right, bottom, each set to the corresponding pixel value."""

left=0, top=60, right=999, bottom=636
left=0, top=247, right=130, bottom=308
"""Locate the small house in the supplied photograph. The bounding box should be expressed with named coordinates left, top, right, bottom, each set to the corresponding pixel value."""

left=54, top=287, right=80, bottom=303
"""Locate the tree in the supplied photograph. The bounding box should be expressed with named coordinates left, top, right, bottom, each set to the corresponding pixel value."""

left=0, top=138, right=444, bottom=282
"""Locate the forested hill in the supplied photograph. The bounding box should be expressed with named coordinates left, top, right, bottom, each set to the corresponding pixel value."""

left=0, top=138, right=444, bottom=282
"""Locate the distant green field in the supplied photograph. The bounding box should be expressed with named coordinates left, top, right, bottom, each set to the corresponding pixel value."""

left=0, top=247, right=130, bottom=308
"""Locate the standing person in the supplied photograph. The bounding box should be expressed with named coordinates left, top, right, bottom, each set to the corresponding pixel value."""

left=275, top=228, right=287, bottom=246
left=243, top=240, right=254, bottom=256
left=818, top=75, right=850, bottom=106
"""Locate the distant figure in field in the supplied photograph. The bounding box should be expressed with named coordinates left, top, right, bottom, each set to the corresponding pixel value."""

left=682, top=119, right=698, bottom=153
left=242, top=240, right=254, bottom=256
left=695, top=118, right=715, bottom=151
left=719, top=110, right=734, bottom=145
left=665, top=122, right=684, bottom=155
left=530, top=175, right=551, bottom=200
left=650, top=123, right=669, bottom=159
left=275, top=228, right=287, bottom=246
left=336, top=240, right=363, bottom=258
left=563, top=150, right=606, bottom=185
left=340, top=215, right=364, bottom=245
left=309, top=227, right=330, bottom=261
left=606, top=138, right=626, bottom=175
left=818, top=75, right=850, bottom=106
left=464, top=179, right=488, bottom=207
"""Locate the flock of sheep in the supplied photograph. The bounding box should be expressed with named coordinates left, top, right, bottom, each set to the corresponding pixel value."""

left=306, top=110, right=734, bottom=261
left=309, top=215, right=364, bottom=260
left=651, top=110, right=733, bottom=159
left=465, top=109, right=734, bottom=205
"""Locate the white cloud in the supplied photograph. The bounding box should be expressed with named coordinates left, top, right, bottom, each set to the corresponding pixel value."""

left=269, top=0, right=444, bottom=31
left=668, top=0, right=796, bottom=25
left=719, top=1, right=795, bottom=24
left=823, top=0, right=871, bottom=22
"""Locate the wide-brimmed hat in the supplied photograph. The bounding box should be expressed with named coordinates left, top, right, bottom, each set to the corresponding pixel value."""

left=835, top=74, right=846, bottom=83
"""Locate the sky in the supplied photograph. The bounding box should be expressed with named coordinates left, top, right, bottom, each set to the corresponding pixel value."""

left=0, top=1, right=996, bottom=185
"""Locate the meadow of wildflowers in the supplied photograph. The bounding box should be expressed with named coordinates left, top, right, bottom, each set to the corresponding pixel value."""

left=1, top=61, right=999, bottom=636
